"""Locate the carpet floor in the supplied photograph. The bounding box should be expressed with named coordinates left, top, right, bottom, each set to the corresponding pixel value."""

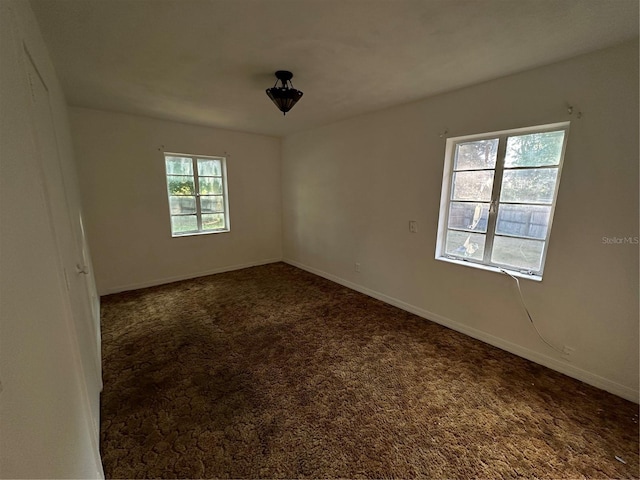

left=100, top=262, right=639, bottom=479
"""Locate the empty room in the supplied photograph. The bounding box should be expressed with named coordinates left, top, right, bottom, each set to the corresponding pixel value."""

left=1, top=0, right=638, bottom=478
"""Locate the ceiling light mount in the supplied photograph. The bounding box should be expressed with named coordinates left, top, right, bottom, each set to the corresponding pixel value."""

left=266, top=70, right=303, bottom=116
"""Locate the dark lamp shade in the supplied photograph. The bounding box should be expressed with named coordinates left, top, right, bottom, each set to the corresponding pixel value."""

left=266, top=87, right=303, bottom=115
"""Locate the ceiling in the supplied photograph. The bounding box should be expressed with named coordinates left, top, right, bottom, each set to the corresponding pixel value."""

left=31, top=0, right=639, bottom=137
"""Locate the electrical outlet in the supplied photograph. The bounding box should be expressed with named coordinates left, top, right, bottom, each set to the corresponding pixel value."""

left=562, top=345, right=575, bottom=357
left=355, top=262, right=361, bottom=273
left=409, top=220, right=418, bottom=233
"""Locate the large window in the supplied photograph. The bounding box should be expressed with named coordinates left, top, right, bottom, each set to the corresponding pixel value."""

left=435, top=122, right=569, bottom=280
left=164, top=153, right=230, bottom=236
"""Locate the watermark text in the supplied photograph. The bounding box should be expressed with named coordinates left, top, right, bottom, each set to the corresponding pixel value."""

left=602, top=236, right=639, bottom=245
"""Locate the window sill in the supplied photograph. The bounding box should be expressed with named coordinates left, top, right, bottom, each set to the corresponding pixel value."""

left=171, top=229, right=230, bottom=238
left=435, top=256, right=543, bottom=282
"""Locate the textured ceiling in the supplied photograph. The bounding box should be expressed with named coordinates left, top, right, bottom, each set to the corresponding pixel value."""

left=31, top=0, right=639, bottom=137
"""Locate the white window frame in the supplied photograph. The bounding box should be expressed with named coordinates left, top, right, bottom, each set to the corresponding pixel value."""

left=435, top=122, right=570, bottom=281
left=164, top=152, right=230, bottom=237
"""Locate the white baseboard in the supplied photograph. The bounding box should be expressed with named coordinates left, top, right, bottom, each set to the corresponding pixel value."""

left=101, top=258, right=282, bottom=295
left=284, top=258, right=639, bottom=404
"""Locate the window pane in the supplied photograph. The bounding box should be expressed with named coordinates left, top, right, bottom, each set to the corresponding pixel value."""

left=169, top=196, right=196, bottom=214
left=504, top=131, right=564, bottom=168
left=500, top=168, right=558, bottom=204
left=167, top=176, right=195, bottom=195
left=452, top=171, right=494, bottom=201
left=496, top=204, right=551, bottom=239
left=447, top=202, right=489, bottom=233
left=202, top=213, right=225, bottom=230
left=445, top=230, right=485, bottom=260
left=197, top=159, right=222, bottom=176
left=491, top=236, right=544, bottom=271
left=454, top=139, right=498, bottom=170
left=165, top=156, right=193, bottom=175
left=200, top=195, right=224, bottom=213
left=171, top=215, right=197, bottom=234
left=199, top=177, right=223, bottom=195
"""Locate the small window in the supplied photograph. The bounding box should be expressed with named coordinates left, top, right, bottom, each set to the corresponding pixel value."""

left=164, top=153, right=230, bottom=236
left=435, top=122, right=569, bottom=280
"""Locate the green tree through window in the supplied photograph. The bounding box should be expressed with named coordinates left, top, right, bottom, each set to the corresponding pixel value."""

left=164, top=153, right=230, bottom=236
left=436, top=123, right=569, bottom=278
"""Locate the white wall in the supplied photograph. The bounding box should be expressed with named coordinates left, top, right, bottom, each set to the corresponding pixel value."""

left=282, top=41, right=639, bottom=402
left=0, top=0, right=103, bottom=477
left=70, top=108, right=282, bottom=295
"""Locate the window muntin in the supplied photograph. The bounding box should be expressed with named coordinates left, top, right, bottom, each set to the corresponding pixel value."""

left=436, top=123, right=569, bottom=279
left=164, top=153, right=229, bottom=236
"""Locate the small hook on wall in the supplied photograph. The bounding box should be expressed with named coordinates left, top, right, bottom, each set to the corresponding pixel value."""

left=439, top=129, right=449, bottom=138
left=567, top=105, right=583, bottom=119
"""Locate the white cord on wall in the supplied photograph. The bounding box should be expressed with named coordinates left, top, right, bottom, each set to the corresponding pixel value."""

left=500, top=269, right=565, bottom=354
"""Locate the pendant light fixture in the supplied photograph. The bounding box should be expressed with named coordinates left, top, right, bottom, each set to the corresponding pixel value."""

left=266, top=70, right=303, bottom=115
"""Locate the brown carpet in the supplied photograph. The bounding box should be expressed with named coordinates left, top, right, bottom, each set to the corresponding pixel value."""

left=100, top=262, right=639, bottom=479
